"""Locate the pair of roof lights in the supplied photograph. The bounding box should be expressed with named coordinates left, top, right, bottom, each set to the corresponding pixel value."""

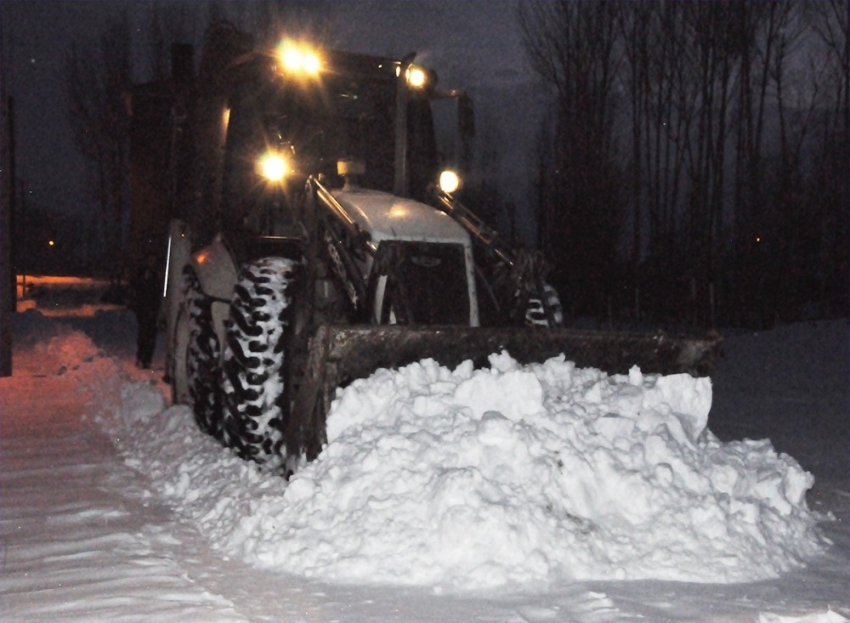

left=275, top=39, right=430, bottom=90
left=277, top=41, right=321, bottom=75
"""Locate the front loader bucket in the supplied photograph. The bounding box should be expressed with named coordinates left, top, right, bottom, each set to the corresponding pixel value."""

left=286, top=325, right=722, bottom=461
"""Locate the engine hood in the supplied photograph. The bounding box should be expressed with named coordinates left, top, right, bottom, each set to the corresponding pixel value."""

left=331, top=188, right=471, bottom=246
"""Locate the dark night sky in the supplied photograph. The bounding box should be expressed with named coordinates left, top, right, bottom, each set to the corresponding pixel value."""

left=3, top=2, right=117, bottom=217
left=1, top=1, right=543, bottom=238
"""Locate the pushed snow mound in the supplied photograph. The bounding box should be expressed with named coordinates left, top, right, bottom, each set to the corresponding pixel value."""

left=105, top=348, right=827, bottom=591
left=265, top=353, right=824, bottom=588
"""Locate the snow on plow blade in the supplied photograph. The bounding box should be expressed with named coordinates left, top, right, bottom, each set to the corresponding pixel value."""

left=286, top=325, right=722, bottom=460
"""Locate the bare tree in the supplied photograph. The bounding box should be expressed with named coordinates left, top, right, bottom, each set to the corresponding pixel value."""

left=617, top=1, right=652, bottom=313
left=617, top=2, right=693, bottom=320
left=521, top=0, right=842, bottom=327
left=662, top=1, right=743, bottom=325
left=519, top=0, right=623, bottom=318
left=725, top=1, right=782, bottom=326
left=807, top=0, right=849, bottom=316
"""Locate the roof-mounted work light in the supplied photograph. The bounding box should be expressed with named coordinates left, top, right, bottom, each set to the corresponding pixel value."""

left=276, top=40, right=322, bottom=76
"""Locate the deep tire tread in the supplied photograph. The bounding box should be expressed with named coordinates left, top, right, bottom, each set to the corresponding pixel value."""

left=525, top=282, right=565, bottom=328
left=183, top=266, right=223, bottom=439
left=220, top=257, right=297, bottom=470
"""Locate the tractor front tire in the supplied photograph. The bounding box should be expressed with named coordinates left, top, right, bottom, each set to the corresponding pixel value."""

left=525, top=283, right=565, bottom=328
left=220, top=257, right=297, bottom=470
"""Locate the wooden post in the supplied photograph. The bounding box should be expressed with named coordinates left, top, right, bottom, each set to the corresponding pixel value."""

left=0, top=22, right=13, bottom=376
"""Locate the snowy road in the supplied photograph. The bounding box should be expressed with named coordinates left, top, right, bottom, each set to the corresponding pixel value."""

left=0, top=360, right=245, bottom=621
left=0, top=282, right=848, bottom=622
left=0, top=369, right=643, bottom=622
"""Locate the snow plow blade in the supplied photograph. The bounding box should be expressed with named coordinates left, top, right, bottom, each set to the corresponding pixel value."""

left=286, top=325, right=722, bottom=460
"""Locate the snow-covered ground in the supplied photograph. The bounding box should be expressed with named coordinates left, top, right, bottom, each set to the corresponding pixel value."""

left=1, top=276, right=848, bottom=622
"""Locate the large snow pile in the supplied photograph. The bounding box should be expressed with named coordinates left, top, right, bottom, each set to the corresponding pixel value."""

left=92, top=340, right=829, bottom=591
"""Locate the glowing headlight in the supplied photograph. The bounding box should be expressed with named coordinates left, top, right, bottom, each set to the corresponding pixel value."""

left=259, top=152, right=289, bottom=182
left=277, top=40, right=321, bottom=75
left=439, top=170, right=461, bottom=194
left=406, top=65, right=427, bottom=88
left=394, top=63, right=431, bottom=88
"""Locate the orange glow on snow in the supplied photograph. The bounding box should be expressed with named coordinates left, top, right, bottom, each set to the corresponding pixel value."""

left=15, top=275, right=123, bottom=317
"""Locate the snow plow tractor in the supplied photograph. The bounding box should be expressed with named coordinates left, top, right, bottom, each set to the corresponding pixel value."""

left=128, top=23, right=721, bottom=474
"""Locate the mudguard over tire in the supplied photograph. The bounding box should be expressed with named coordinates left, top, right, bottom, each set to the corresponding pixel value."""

left=183, top=265, right=222, bottom=439
left=220, top=257, right=297, bottom=469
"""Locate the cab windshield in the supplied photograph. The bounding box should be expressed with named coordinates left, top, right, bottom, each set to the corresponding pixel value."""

left=275, top=73, right=396, bottom=191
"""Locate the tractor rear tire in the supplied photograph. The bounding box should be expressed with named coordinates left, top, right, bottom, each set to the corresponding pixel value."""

left=183, top=265, right=223, bottom=439
left=220, top=257, right=297, bottom=469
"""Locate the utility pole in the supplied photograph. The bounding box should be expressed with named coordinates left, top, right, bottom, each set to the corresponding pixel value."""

left=0, top=22, right=13, bottom=376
